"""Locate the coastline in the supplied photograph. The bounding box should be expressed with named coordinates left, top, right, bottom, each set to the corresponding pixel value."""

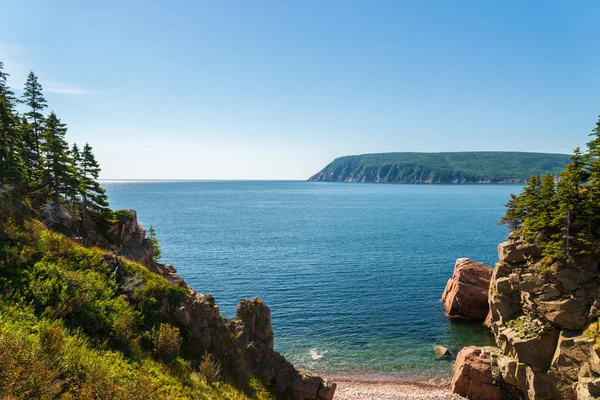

left=325, top=375, right=462, bottom=400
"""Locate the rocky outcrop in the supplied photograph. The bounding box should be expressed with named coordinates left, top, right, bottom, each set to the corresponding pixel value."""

left=452, top=237, right=600, bottom=400
left=442, top=258, right=493, bottom=319
left=114, top=211, right=335, bottom=400
left=227, top=299, right=336, bottom=400
left=110, top=209, right=154, bottom=267
left=451, top=346, right=509, bottom=400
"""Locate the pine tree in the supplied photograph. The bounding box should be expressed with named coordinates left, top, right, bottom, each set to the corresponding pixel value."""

left=39, top=112, right=74, bottom=205
left=519, top=175, right=543, bottom=241
left=0, top=95, right=26, bottom=186
left=21, top=71, right=47, bottom=163
left=79, top=143, right=110, bottom=216
left=499, top=193, right=525, bottom=232
left=538, top=173, right=557, bottom=229
left=0, top=61, right=17, bottom=112
left=147, top=226, right=162, bottom=262
left=550, top=151, right=589, bottom=258
left=66, top=143, right=83, bottom=210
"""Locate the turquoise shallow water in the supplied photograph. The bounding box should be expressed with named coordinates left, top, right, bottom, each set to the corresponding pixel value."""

left=103, top=181, right=518, bottom=377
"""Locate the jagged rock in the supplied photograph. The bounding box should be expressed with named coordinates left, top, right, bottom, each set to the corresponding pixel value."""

left=434, top=345, right=452, bottom=358
left=110, top=209, right=154, bottom=266
left=551, top=332, right=595, bottom=382
left=538, top=298, right=587, bottom=330
left=498, top=324, right=559, bottom=370
left=111, top=210, right=335, bottom=400
left=228, top=298, right=336, bottom=399
left=237, top=298, right=274, bottom=346
left=451, top=346, right=509, bottom=400
left=442, top=258, right=493, bottom=319
left=577, top=377, right=600, bottom=399
left=497, top=355, right=527, bottom=390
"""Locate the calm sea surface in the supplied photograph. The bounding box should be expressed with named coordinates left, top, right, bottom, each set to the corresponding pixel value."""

left=103, top=181, right=519, bottom=377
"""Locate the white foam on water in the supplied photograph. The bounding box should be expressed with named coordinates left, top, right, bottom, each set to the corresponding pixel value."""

left=309, top=348, right=327, bottom=361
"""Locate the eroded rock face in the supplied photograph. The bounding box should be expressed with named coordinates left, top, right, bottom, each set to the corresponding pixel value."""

left=451, top=346, right=509, bottom=400
left=227, top=299, right=336, bottom=400
left=442, top=258, right=493, bottom=319
left=116, top=211, right=335, bottom=400
left=453, top=237, right=600, bottom=400
left=110, top=209, right=154, bottom=266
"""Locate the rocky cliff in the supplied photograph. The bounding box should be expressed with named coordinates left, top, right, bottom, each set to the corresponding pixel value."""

left=452, top=237, right=600, bottom=400
left=111, top=210, right=336, bottom=400
left=308, top=152, right=571, bottom=184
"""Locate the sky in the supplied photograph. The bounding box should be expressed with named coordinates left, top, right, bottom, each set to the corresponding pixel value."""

left=1, top=0, right=599, bottom=179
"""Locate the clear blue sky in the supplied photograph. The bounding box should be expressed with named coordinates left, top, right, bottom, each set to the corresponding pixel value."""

left=2, top=0, right=599, bottom=179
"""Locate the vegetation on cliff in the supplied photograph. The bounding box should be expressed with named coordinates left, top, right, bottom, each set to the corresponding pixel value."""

left=500, top=115, right=600, bottom=261
left=0, top=61, right=275, bottom=399
left=308, top=151, right=571, bottom=183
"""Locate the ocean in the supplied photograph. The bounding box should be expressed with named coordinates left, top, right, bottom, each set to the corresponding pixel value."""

left=103, top=180, right=519, bottom=378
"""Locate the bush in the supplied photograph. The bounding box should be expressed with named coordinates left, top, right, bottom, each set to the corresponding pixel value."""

left=199, top=352, right=222, bottom=385
left=153, top=323, right=182, bottom=362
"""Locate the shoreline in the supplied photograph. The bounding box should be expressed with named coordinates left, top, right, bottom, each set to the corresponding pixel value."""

left=325, top=375, right=462, bottom=400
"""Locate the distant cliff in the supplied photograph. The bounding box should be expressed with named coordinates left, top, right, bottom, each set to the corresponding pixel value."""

left=308, top=152, right=571, bottom=184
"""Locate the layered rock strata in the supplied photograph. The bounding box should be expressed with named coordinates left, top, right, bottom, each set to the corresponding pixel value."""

left=452, top=238, right=600, bottom=400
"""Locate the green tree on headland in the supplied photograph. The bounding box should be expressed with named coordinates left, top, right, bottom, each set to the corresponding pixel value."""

left=502, top=117, right=600, bottom=261
left=0, top=61, right=115, bottom=239
left=21, top=71, right=47, bottom=162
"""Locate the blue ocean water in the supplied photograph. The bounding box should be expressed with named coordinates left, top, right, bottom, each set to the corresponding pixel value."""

left=103, top=181, right=519, bottom=377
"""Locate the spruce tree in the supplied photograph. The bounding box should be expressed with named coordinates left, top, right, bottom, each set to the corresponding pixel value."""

left=499, top=193, right=525, bottom=232
left=21, top=71, right=47, bottom=163
left=0, top=95, right=26, bottom=186
left=67, top=143, right=82, bottom=207
left=39, top=112, right=74, bottom=205
left=79, top=143, right=110, bottom=216
left=0, top=61, right=17, bottom=112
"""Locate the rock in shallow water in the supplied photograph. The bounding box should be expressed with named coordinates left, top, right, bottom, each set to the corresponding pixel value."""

left=442, top=258, right=493, bottom=320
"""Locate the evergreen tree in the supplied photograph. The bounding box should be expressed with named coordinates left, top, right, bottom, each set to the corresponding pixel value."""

left=538, top=173, right=557, bottom=229
left=519, top=175, right=543, bottom=241
left=19, top=117, right=39, bottom=183
left=0, top=95, right=26, bottom=186
left=21, top=71, right=47, bottom=162
left=499, top=193, right=524, bottom=232
left=68, top=143, right=82, bottom=205
left=39, top=112, right=74, bottom=205
left=147, top=226, right=162, bottom=262
left=79, top=143, right=110, bottom=217
left=0, top=61, right=17, bottom=112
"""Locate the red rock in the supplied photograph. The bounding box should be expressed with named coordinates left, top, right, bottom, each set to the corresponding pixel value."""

left=452, top=346, right=508, bottom=400
left=442, top=258, right=492, bottom=319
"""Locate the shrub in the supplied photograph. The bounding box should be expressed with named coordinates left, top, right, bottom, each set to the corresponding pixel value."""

left=153, top=323, right=182, bottom=362
left=199, top=352, right=222, bottom=385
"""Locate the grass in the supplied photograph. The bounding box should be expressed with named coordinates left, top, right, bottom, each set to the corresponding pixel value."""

left=0, top=217, right=272, bottom=399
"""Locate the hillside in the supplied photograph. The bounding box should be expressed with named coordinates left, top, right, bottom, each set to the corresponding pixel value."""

left=308, top=152, right=572, bottom=184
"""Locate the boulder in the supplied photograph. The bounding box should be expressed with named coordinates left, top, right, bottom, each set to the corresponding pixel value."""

left=451, top=346, right=509, bottom=400
left=442, top=258, right=493, bottom=319
left=434, top=345, right=452, bottom=359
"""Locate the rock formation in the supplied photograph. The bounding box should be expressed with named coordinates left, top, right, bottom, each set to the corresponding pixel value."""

left=110, top=209, right=155, bottom=267
left=452, top=238, right=600, bottom=400
left=112, top=210, right=336, bottom=400
left=442, top=258, right=493, bottom=320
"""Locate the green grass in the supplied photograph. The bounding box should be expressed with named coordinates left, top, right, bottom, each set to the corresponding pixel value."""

left=0, top=218, right=270, bottom=399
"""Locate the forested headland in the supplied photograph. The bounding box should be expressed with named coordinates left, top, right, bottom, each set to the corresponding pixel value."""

left=308, top=152, right=571, bottom=184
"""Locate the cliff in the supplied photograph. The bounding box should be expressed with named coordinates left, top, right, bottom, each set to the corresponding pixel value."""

left=0, top=210, right=335, bottom=400
left=308, top=152, right=571, bottom=184
left=452, top=238, right=600, bottom=399
left=109, top=211, right=337, bottom=400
